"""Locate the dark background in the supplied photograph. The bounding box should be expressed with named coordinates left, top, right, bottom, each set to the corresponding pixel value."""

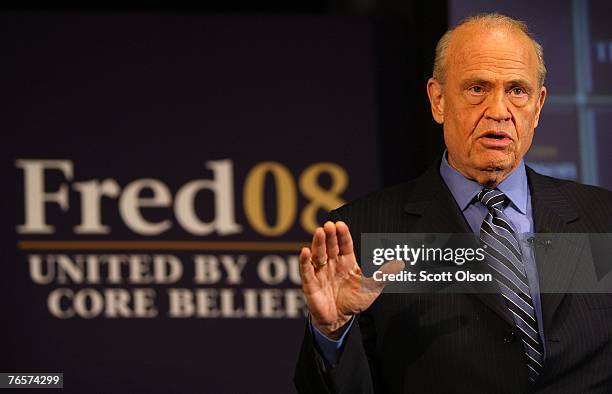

left=1, top=0, right=448, bottom=186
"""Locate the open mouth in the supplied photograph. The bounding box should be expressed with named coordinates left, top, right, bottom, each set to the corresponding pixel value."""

left=479, top=131, right=512, bottom=147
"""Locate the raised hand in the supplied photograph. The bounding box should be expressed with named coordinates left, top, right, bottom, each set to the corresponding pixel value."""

left=299, top=221, right=404, bottom=339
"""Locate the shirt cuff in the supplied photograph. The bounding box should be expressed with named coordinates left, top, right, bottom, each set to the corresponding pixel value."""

left=309, top=314, right=355, bottom=366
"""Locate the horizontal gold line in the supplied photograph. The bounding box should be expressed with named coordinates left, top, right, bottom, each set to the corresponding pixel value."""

left=17, top=241, right=308, bottom=251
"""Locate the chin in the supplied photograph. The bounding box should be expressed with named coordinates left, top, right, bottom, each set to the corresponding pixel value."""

left=475, top=150, right=515, bottom=172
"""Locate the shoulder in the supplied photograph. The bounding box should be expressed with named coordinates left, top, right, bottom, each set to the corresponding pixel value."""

left=529, top=168, right=612, bottom=206
left=328, top=180, right=418, bottom=224
left=528, top=168, right=612, bottom=230
left=326, top=162, right=445, bottom=232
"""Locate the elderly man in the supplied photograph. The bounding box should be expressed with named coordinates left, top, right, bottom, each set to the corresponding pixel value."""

left=295, top=13, right=612, bottom=393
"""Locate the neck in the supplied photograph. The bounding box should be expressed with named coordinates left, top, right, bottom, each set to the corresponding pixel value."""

left=447, top=155, right=517, bottom=188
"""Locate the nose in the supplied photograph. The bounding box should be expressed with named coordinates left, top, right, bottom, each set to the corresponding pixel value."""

left=484, top=90, right=512, bottom=122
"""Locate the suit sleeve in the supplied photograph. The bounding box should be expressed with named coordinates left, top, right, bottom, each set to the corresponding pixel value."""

left=293, top=209, right=377, bottom=394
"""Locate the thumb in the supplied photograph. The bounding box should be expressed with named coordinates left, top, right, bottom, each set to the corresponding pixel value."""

left=361, top=259, right=405, bottom=294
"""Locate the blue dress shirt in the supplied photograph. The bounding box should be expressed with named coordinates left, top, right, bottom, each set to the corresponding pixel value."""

left=439, top=153, right=546, bottom=356
left=311, top=154, right=546, bottom=365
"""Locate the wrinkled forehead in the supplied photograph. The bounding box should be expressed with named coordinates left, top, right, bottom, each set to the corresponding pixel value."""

left=447, top=24, right=539, bottom=83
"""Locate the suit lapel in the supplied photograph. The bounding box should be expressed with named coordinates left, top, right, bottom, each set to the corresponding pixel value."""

left=527, top=168, right=582, bottom=332
left=403, top=163, right=515, bottom=327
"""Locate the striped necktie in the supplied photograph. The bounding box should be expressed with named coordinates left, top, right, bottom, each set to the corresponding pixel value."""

left=477, top=188, right=543, bottom=382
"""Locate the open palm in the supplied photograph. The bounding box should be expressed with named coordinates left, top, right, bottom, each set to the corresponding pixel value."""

left=299, top=221, right=404, bottom=338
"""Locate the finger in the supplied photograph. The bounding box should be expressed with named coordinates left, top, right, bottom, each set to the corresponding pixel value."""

left=323, top=221, right=339, bottom=260
left=362, top=259, right=405, bottom=294
left=298, top=247, right=316, bottom=285
left=311, top=227, right=327, bottom=265
left=336, top=221, right=354, bottom=256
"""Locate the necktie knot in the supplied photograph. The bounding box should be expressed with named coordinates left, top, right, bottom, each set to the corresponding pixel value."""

left=477, top=188, right=508, bottom=211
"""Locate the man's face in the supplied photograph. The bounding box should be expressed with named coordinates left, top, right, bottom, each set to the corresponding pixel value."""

left=428, top=24, right=547, bottom=186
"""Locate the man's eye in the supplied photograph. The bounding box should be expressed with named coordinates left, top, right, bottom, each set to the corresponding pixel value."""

left=510, top=87, right=526, bottom=96
left=468, top=86, right=484, bottom=94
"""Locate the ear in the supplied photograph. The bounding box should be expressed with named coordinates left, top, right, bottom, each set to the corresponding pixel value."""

left=427, top=78, right=445, bottom=124
left=533, top=85, right=547, bottom=129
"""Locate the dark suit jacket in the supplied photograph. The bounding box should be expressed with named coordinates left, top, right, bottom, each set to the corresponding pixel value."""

left=295, top=162, right=612, bottom=394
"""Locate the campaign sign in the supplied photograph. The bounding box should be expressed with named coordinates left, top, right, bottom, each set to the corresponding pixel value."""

left=0, top=14, right=381, bottom=393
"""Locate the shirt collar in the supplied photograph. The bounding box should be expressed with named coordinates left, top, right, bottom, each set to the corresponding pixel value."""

left=439, top=151, right=529, bottom=214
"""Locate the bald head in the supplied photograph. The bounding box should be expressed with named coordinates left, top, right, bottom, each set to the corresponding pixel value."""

left=425, top=12, right=548, bottom=187
left=433, top=13, right=546, bottom=88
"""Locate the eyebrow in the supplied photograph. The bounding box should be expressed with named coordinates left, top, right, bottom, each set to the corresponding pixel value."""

left=460, top=78, right=534, bottom=92
left=460, top=78, right=491, bottom=90
left=506, top=79, right=534, bottom=92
